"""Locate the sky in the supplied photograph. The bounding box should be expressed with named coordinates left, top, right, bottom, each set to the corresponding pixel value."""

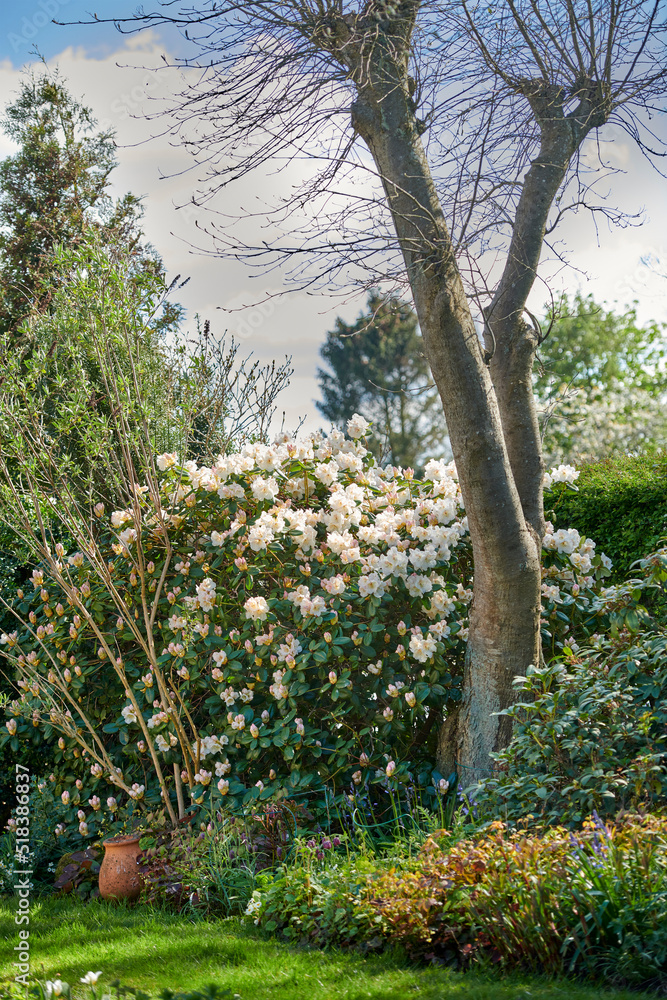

left=0, top=2, right=666, bottom=437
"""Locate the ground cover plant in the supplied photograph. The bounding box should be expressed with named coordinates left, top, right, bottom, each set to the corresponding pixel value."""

left=0, top=896, right=662, bottom=1000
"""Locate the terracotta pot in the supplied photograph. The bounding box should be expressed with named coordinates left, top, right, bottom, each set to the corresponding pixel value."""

left=98, top=834, right=143, bottom=901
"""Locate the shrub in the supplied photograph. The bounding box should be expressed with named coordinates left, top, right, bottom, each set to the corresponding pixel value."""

left=548, top=452, right=667, bottom=580
left=250, top=840, right=379, bottom=948
left=0, top=444, right=618, bottom=844
left=473, top=547, right=667, bottom=824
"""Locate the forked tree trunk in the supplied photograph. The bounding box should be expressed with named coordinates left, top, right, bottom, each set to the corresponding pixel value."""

left=349, top=48, right=542, bottom=780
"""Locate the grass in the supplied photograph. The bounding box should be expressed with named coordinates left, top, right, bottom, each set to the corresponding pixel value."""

left=0, top=897, right=661, bottom=1000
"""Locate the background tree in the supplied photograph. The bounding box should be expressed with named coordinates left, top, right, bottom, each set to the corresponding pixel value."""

left=106, top=0, right=667, bottom=776
left=536, top=294, right=667, bottom=462
left=317, top=292, right=448, bottom=469
left=0, top=69, right=184, bottom=623
left=0, top=68, right=114, bottom=334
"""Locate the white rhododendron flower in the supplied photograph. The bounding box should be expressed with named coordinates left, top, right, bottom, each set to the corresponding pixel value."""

left=409, top=633, right=438, bottom=663
left=121, top=704, right=138, bottom=725
left=252, top=475, right=280, bottom=502
left=244, top=595, right=269, bottom=621
left=157, top=452, right=178, bottom=471
left=346, top=413, right=369, bottom=439
left=197, top=577, right=217, bottom=611
left=321, top=574, right=346, bottom=595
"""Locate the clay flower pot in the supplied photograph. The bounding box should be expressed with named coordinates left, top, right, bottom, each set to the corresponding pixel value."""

left=99, top=834, right=143, bottom=901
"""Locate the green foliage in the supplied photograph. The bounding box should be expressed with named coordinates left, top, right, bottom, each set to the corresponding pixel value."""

left=0, top=68, right=179, bottom=339
left=249, top=814, right=667, bottom=988
left=548, top=452, right=667, bottom=579
left=535, top=293, right=667, bottom=399
left=137, top=802, right=305, bottom=916
left=252, top=844, right=379, bottom=948
left=317, top=292, right=447, bottom=469
left=535, top=294, right=667, bottom=463
left=0, top=68, right=115, bottom=334
left=473, top=547, right=667, bottom=824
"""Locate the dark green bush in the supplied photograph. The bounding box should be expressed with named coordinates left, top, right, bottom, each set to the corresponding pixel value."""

left=548, top=452, right=667, bottom=580
left=472, top=546, right=667, bottom=824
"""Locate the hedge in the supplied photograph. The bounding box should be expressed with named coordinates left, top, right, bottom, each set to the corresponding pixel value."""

left=547, top=451, right=667, bottom=580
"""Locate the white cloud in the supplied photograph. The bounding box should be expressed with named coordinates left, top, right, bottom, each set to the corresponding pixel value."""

left=0, top=34, right=665, bottom=441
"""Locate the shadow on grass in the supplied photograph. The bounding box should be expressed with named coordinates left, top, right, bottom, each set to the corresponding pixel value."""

left=0, top=896, right=661, bottom=1000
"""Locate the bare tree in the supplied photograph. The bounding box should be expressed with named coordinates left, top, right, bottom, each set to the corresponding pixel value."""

left=88, top=0, right=667, bottom=777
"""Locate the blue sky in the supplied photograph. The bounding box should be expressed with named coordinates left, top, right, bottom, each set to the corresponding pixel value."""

left=0, top=1, right=178, bottom=66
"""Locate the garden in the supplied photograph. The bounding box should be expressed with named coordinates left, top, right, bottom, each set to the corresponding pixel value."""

left=1, top=231, right=667, bottom=997
left=2, top=6, right=667, bottom=997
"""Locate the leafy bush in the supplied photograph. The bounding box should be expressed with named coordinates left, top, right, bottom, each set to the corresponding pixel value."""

left=473, top=547, right=667, bottom=825
left=250, top=841, right=379, bottom=948
left=548, top=452, right=667, bottom=580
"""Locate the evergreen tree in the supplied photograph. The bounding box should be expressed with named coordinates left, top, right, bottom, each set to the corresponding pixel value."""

left=317, top=293, right=448, bottom=469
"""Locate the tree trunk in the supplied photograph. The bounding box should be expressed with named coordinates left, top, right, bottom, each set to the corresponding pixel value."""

left=485, top=84, right=580, bottom=542
left=350, top=49, right=542, bottom=780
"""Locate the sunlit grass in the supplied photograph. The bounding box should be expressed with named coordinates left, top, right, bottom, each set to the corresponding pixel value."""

left=0, top=897, right=660, bottom=1000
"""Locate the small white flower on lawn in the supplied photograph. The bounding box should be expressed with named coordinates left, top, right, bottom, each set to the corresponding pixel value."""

left=80, top=973, right=103, bottom=986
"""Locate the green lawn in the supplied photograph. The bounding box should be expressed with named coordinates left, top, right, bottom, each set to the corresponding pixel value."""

left=0, top=897, right=660, bottom=1000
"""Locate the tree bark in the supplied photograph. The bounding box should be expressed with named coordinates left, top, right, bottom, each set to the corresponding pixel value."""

left=486, top=84, right=580, bottom=542
left=348, top=32, right=541, bottom=781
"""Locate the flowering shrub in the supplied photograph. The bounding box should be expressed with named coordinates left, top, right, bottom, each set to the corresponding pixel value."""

left=0, top=423, right=614, bottom=841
